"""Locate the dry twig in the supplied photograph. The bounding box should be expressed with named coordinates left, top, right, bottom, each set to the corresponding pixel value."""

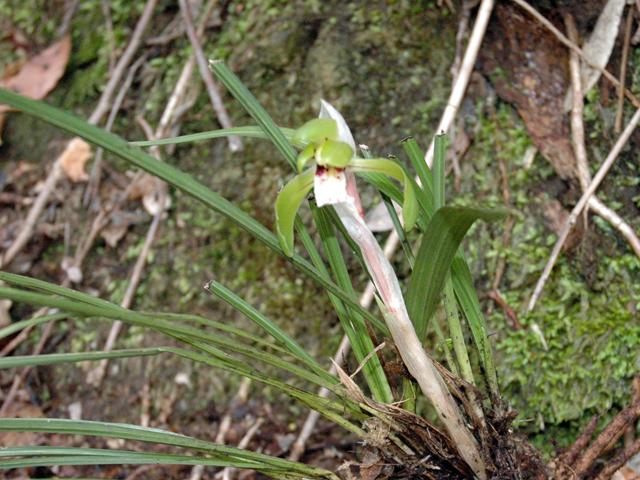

left=85, top=0, right=227, bottom=386
left=511, top=0, right=640, bottom=109
left=527, top=13, right=640, bottom=314
left=573, top=402, right=640, bottom=480
left=424, top=0, right=495, bottom=168
left=615, top=6, right=634, bottom=134
left=84, top=54, right=148, bottom=206
left=218, top=417, right=265, bottom=480
left=178, top=0, right=243, bottom=152
left=527, top=106, right=640, bottom=312
left=88, top=0, right=157, bottom=126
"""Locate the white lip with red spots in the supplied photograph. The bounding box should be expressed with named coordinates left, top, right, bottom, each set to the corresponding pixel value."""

left=314, top=166, right=347, bottom=207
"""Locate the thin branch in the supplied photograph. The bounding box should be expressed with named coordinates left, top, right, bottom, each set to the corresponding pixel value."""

left=424, top=0, right=495, bottom=168
left=88, top=0, right=157, bottom=126
left=0, top=161, right=62, bottom=269
left=527, top=106, right=640, bottom=312
left=178, top=0, right=243, bottom=152
left=566, top=14, right=640, bottom=259
left=574, top=402, right=640, bottom=480
left=85, top=195, right=165, bottom=386
left=615, top=5, right=634, bottom=133
left=566, top=14, right=591, bottom=201
left=588, top=197, right=640, bottom=259
left=510, top=0, right=640, bottom=109
left=218, top=417, right=265, bottom=480
left=84, top=54, right=148, bottom=206
left=0, top=315, right=54, bottom=416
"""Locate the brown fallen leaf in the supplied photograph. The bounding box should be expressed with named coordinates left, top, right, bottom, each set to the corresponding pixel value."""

left=128, top=172, right=170, bottom=215
left=0, top=35, right=72, bottom=114
left=612, top=466, right=640, bottom=480
left=0, top=400, right=44, bottom=447
left=59, top=137, right=92, bottom=182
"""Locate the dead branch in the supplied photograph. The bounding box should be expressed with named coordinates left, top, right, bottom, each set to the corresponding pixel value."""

left=178, top=0, right=243, bottom=152
left=85, top=196, right=165, bottom=387
left=615, top=6, right=634, bottom=133
left=511, top=0, right=640, bottom=109
left=0, top=160, right=63, bottom=269
left=565, top=13, right=640, bottom=262
left=85, top=1, right=224, bottom=385
left=84, top=54, right=148, bottom=206
left=527, top=106, right=640, bottom=312
left=88, top=0, right=157, bottom=126
left=573, top=402, right=640, bottom=480
left=0, top=314, right=54, bottom=416
left=218, top=417, right=265, bottom=480
left=424, top=0, right=495, bottom=168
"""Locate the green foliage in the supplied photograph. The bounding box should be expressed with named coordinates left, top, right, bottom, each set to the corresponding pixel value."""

left=497, top=292, right=640, bottom=426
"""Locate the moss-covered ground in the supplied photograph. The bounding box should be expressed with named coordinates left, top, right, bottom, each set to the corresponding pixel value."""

left=1, top=0, right=639, bottom=462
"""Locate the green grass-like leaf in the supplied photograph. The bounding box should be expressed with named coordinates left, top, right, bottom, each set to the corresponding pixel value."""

left=0, top=419, right=339, bottom=479
left=130, top=126, right=295, bottom=146
left=0, top=89, right=383, bottom=333
left=406, top=207, right=506, bottom=342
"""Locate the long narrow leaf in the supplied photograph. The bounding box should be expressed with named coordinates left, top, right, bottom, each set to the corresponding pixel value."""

left=0, top=312, right=69, bottom=340
left=204, top=279, right=331, bottom=380
left=209, top=61, right=298, bottom=169
left=312, top=205, right=393, bottom=404
left=130, top=126, right=295, bottom=147
left=0, top=419, right=339, bottom=480
left=0, top=286, right=333, bottom=390
left=0, top=348, right=162, bottom=369
left=0, top=90, right=384, bottom=335
left=451, top=254, right=501, bottom=402
left=406, top=207, right=506, bottom=341
left=401, top=137, right=434, bottom=214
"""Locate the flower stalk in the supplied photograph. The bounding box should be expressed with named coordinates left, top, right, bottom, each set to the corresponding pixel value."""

left=275, top=101, right=487, bottom=480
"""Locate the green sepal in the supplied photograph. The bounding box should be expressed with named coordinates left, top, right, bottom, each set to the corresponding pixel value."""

left=350, top=158, right=418, bottom=230
left=275, top=167, right=317, bottom=256
left=291, top=119, right=339, bottom=147
left=296, top=143, right=318, bottom=172
left=316, top=140, right=354, bottom=168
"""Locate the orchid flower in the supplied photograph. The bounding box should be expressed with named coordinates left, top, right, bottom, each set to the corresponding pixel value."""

left=276, top=102, right=487, bottom=478
left=275, top=100, right=418, bottom=257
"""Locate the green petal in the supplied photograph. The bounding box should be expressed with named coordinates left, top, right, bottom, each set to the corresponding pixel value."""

left=296, top=143, right=317, bottom=173
left=350, top=158, right=418, bottom=230
left=316, top=140, right=354, bottom=168
left=275, top=167, right=317, bottom=256
left=291, top=119, right=338, bottom=147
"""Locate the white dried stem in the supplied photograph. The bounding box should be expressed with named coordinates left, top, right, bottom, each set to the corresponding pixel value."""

left=424, top=0, right=495, bottom=169
left=334, top=200, right=486, bottom=480
left=528, top=106, right=640, bottom=312
left=511, top=0, right=640, bottom=109
left=178, top=0, right=243, bottom=152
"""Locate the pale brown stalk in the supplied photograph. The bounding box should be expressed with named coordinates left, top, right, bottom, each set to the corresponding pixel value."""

left=288, top=234, right=399, bottom=462
left=528, top=106, right=640, bottom=312
left=424, top=0, right=494, bottom=168
left=178, top=0, right=243, bottom=152
left=511, top=0, right=640, bottom=109
left=334, top=199, right=487, bottom=480
left=615, top=6, right=634, bottom=133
